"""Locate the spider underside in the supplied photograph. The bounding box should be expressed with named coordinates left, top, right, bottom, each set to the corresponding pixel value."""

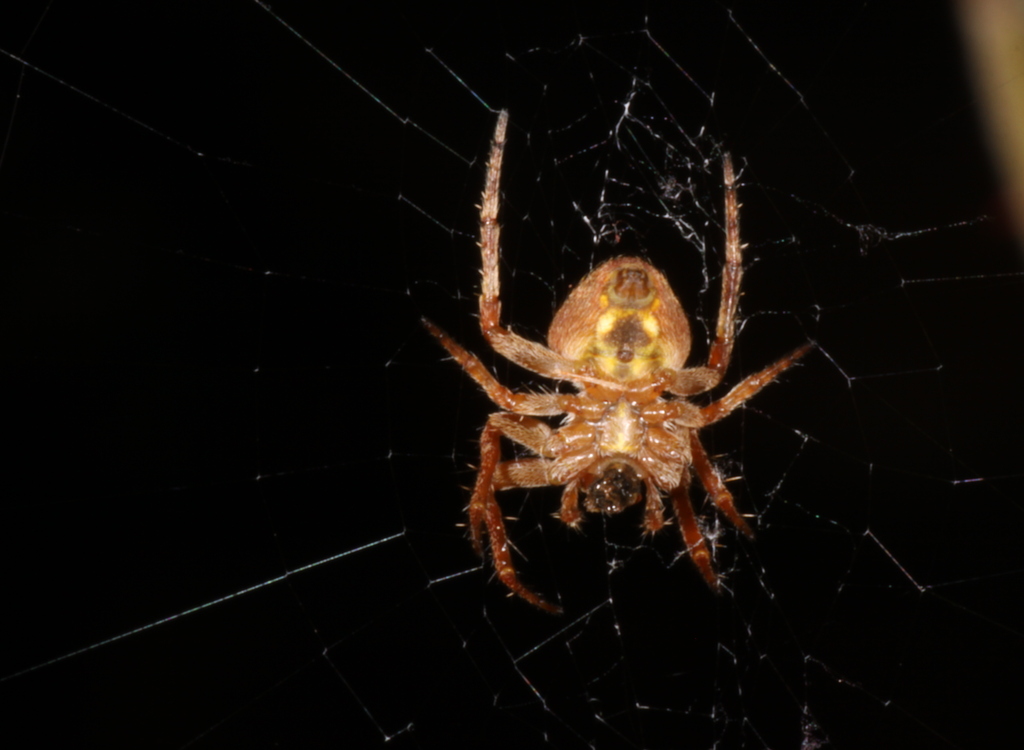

left=425, top=111, right=810, bottom=613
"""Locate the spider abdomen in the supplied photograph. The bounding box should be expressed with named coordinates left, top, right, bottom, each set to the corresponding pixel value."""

left=548, top=258, right=693, bottom=379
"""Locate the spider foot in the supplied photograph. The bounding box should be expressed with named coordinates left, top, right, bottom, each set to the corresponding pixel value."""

left=709, top=491, right=755, bottom=538
left=688, top=543, right=722, bottom=592
left=496, top=564, right=562, bottom=614
left=642, top=505, right=667, bottom=534
left=559, top=507, right=584, bottom=528
left=558, top=482, right=583, bottom=528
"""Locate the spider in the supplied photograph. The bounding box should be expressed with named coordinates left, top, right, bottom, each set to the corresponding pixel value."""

left=424, top=111, right=810, bottom=613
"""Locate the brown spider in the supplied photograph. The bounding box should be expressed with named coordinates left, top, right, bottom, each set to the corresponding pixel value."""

left=424, top=111, right=810, bottom=613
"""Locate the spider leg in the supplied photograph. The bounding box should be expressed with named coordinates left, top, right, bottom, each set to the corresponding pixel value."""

left=700, top=343, right=812, bottom=425
left=667, top=366, right=721, bottom=397
left=667, top=157, right=810, bottom=400
left=476, top=111, right=580, bottom=382
left=423, top=318, right=570, bottom=416
left=495, top=457, right=552, bottom=487
left=705, top=153, right=744, bottom=383
left=489, top=413, right=555, bottom=456
left=670, top=472, right=719, bottom=590
left=477, top=110, right=507, bottom=340
left=690, top=433, right=753, bottom=537
left=469, top=415, right=561, bottom=613
left=643, top=478, right=667, bottom=533
left=478, top=109, right=508, bottom=343
left=663, top=157, right=743, bottom=400
left=558, top=480, right=583, bottom=528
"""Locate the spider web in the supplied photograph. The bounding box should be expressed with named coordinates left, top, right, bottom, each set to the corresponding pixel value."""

left=2, top=1, right=1022, bottom=747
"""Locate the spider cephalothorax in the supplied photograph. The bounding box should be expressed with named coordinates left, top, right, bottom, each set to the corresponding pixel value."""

left=424, top=111, right=810, bottom=612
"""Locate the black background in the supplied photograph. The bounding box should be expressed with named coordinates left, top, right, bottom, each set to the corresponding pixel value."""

left=2, top=1, right=1021, bottom=748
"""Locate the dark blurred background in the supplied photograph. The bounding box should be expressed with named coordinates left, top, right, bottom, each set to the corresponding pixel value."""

left=1, top=2, right=1020, bottom=748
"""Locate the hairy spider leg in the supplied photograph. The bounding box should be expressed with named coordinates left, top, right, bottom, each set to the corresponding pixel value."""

left=471, top=417, right=561, bottom=613
left=421, top=319, right=568, bottom=417
left=476, top=110, right=578, bottom=382
left=706, top=153, right=744, bottom=381
left=700, top=344, right=813, bottom=425
left=670, top=473, right=718, bottom=590
left=690, top=435, right=754, bottom=538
